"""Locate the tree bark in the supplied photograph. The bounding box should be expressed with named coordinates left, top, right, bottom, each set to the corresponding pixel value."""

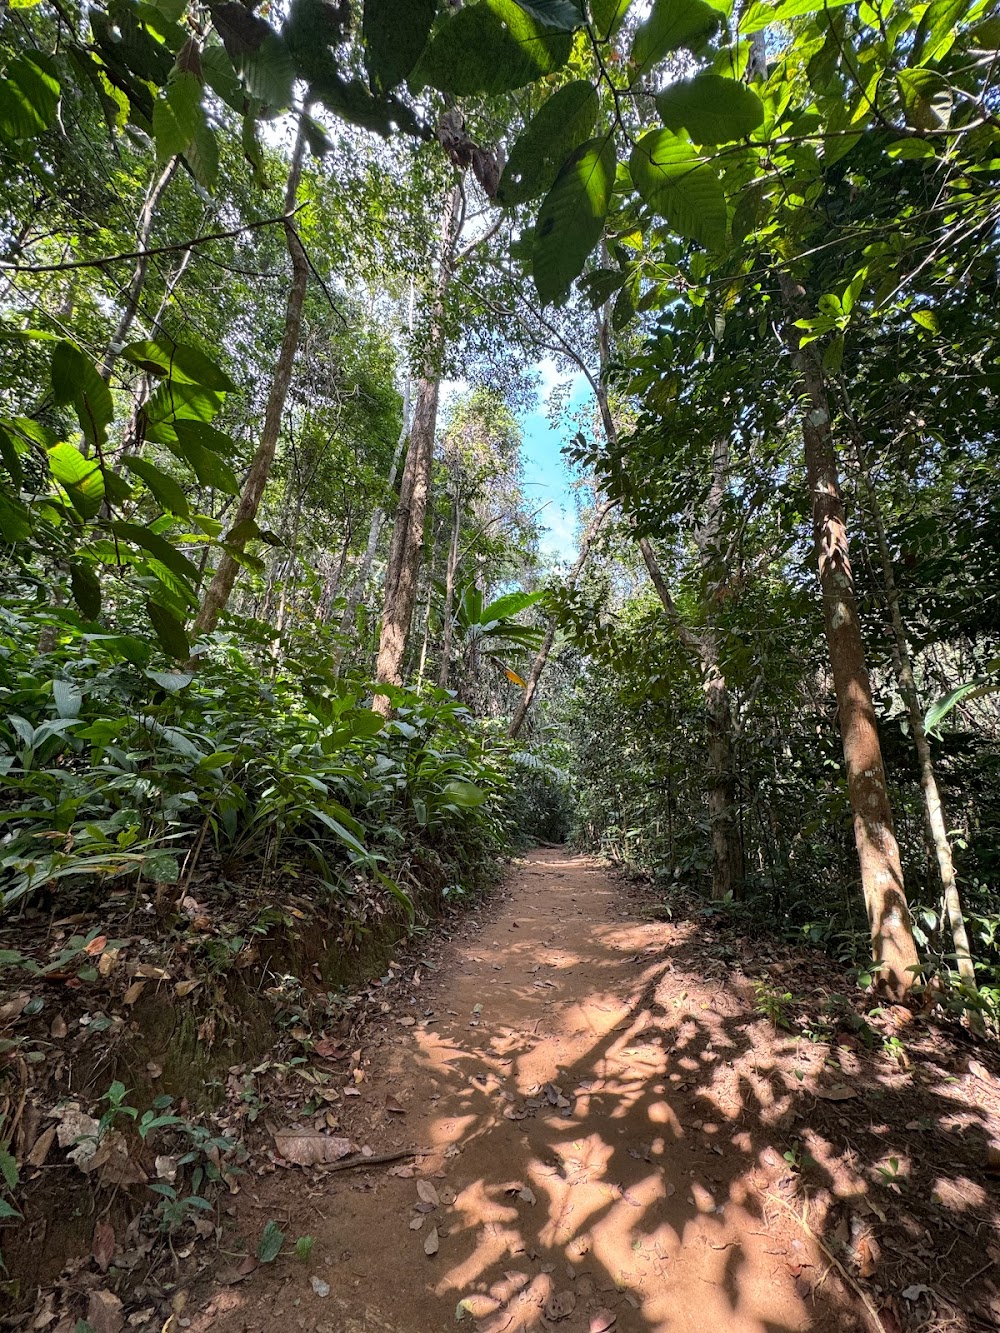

left=188, top=125, right=309, bottom=647
left=373, top=182, right=461, bottom=715
left=780, top=270, right=920, bottom=996
left=437, top=479, right=462, bottom=689
left=854, top=441, right=977, bottom=1001
left=508, top=497, right=617, bottom=740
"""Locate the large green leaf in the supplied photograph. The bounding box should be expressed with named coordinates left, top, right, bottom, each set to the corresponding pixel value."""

left=0, top=52, right=60, bottom=142
left=70, top=561, right=102, bottom=619
left=48, top=443, right=105, bottom=520
left=120, top=339, right=235, bottom=391
left=152, top=69, right=203, bottom=160
left=590, top=0, right=631, bottom=39
left=211, top=2, right=294, bottom=109
left=532, top=135, right=617, bottom=305
left=630, top=129, right=726, bottom=249
left=655, top=74, right=764, bottom=144
left=412, top=0, right=573, bottom=95
left=513, top=0, right=585, bottom=27
left=363, top=0, right=436, bottom=90
left=51, top=342, right=114, bottom=449
left=631, top=0, right=721, bottom=75
left=482, top=590, right=545, bottom=621
left=111, top=521, right=201, bottom=588
left=740, top=0, right=851, bottom=31
left=124, top=457, right=191, bottom=516
left=146, top=599, right=191, bottom=661
left=896, top=68, right=952, bottom=131
left=498, top=81, right=599, bottom=205
left=167, top=421, right=240, bottom=493
left=143, top=380, right=225, bottom=444
left=185, top=119, right=220, bottom=191
left=0, top=490, right=32, bottom=543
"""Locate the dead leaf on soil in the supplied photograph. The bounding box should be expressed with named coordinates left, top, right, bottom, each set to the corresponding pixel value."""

left=590, top=1313, right=617, bottom=1333
left=84, top=935, right=108, bottom=956
left=399, top=1016, right=416, bottom=1026
left=385, top=1096, right=406, bottom=1115
left=86, top=1289, right=123, bottom=1333
left=424, top=1226, right=439, bottom=1256
left=409, top=1215, right=425, bottom=1231
left=49, top=1013, right=68, bottom=1039
left=314, top=1036, right=348, bottom=1059
left=27, top=1125, right=56, bottom=1168
left=132, top=964, right=170, bottom=981
left=813, top=1084, right=859, bottom=1101
left=92, top=1219, right=115, bottom=1273
left=123, top=981, right=145, bottom=1006
left=518, top=1187, right=536, bottom=1205
left=174, top=979, right=200, bottom=997
left=272, top=1130, right=355, bottom=1166
left=544, top=1291, right=576, bottom=1321
left=416, top=1179, right=440, bottom=1207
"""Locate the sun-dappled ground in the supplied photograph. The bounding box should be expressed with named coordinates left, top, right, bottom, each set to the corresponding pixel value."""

left=183, top=851, right=1000, bottom=1333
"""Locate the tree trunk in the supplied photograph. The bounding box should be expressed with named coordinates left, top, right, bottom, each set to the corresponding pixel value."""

left=333, top=379, right=411, bottom=666
left=99, top=157, right=178, bottom=383
left=854, top=442, right=978, bottom=1001
left=437, top=479, right=462, bottom=689
left=188, top=125, right=309, bottom=647
left=373, top=182, right=461, bottom=715
left=780, top=270, right=920, bottom=997
left=508, top=497, right=617, bottom=740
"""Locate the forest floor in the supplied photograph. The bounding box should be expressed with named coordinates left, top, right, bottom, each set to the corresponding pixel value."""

left=178, top=850, right=1000, bottom=1333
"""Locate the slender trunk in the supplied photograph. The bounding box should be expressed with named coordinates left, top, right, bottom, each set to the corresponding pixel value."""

left=437, top=480, right=462, bottom=689
left=99, top=157, right=178, bottom=383
left=333, top=378, right=411, bottom=666
left=188, top=125, right=309, bottom=647
left=508, top=497, right=617, bottom=740
left=780, top=270, right=920, bottom=996
left=855, top=446, right=977, bottom=998
left=373, top=182, right=461, bottom=715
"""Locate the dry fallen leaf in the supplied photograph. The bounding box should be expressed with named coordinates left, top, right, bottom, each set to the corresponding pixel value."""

left=92, top=1219, right=115, bottom=1273
left=813, top=1083, right=859, bottom=1101
left=409, top=1215, right=425, bottom=1231
left=416, top=1180, right=440, bottom=1207
left=272, top=1130, right=355, bottom=1166
left=398, top=1016, right=416, bottom=1027
left=86, top=1289, right=124, bottom=1333
left=385, top=1096, right=406, bottom=1115
left=518, top=1187, right=536, bottom=1205
left=49, top=1013, right=68, bottom=1039
left=590, top=1313, right=617, bottom=1333
left=544, top=1291, right=576, bottom=1322
left=27, top=1125, right=56, bottom=1168
left=122, top=981, right=145, bottom=1006
left=132, top=964, right=170, bottom=981
left=174, top=979, right=201, bottom=997
left=84, top=935, right=108, bottom=957
left=314, top=1036, right=348, bottom=1059
left=423, top=1226, right=439, bottom=1256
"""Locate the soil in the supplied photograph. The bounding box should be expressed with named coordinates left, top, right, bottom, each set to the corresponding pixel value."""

left=180, top=850, right=1000, bottom=1333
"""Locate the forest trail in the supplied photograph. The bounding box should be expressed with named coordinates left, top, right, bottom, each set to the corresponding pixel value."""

left=193, top=851, right=849, bottom=1333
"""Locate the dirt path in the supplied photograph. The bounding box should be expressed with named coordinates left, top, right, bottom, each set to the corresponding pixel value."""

left=193, top=851, right=853, bottom=1333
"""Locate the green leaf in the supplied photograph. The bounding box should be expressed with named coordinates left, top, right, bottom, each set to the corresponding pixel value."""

left=111, top=521, right=201, bottom=587
left=0, top=1198, right=22, bottom=1220
left=629, top=129, right=726, bottom=249
left=631, top=0, right=721, bottom=75
left=257, top=1219, right=285, bottom=1264
left=294, top=1234, right=315, bottom=1262
left=167, top=424, right=240, bottom=494
left=655, top=74, right=764, bottom=144
left=152, top=70, right=203, bottom=159
left=70, top=562, right=102, bottom=619
left=146, top=599, right=191, bottom=661
left=53, top=679, right=83, bottom=719
left=0, top=490, right=32, bottom=543
left=143, top=850, right=180, bottom=882
left=120, top=339, right=235, bottom=391
left=0, top=1142, right=19, bottom=1190
left=124, top=457, right=191, bottom=517
left=0, top=425, right=23, bottom=488
left=590, top=0, right=631, bottom=39
left=532, top=134, right=617, bottom=306
left=739, top=0, right=851, bottom=34
left=363, top=0, right=437, bottom=90
left=0, top=52, right=60, bottom=142
left=512, top=0, right=584, bottom=28
left=146, top=669, right=194, bottom=691
left=185, top=119, right=220, bottom=191
left=896, top=69, right=952, bottom=132
left=212, top=3, right=294, bottom=109
left=442, top=780, right=488, bottom=808
left=143, top=380, right=226, bottom=443
left=412, top=0, right=573, bottom=95
left=911, top=308, right=940, bottom=333
left=497, top=81, right=599, bottom=206
left=51, top=342, right=114, bottom=450
left=48, top=443, right=105, bottom=520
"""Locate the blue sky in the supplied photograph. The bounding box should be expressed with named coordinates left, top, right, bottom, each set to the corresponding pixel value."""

left=517, top=360, right=589, bottom=565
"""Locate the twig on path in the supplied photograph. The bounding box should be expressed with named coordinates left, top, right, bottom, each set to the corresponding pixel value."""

left=765, top=1192, right=888, bottom=1333
left=320, top=1148, right=422, bottom=1175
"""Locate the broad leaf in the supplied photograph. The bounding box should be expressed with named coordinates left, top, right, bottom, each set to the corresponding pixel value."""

left=630, top=129, right=726, bottom=249
left=124, top=457, right=191, bottom=516
left=532, top=134, right=617, bottom=305
left=590, top=0, right=631, bottom=39
left=631, top=0, right=721, bottom=75
left=212, top=2, right=293, bottom=109
left=498, top=81, right=599, bottom=205
left=168, top=422, right=240, bottom=493
left=146, top=600, right=191, bottom=661
left=412, top=0, right=573, bottom=96
left=739, top=0, right=851, bottom=32
left=513, top=0, right=585, bottom=28
left=442, top=780, right=488, bottom=808
left=48, top=443, right=105, bottom=520
left=896, top=69, right=952, bottom=132
left=152, top=70, right=203, bottom=160
left=120, top=340, right=235, bottom=391
left=111, top=521, right=201, bottom=588
left=0, top=53, right=60, bottom=142
left=655, top=74, right=764, bottom=144
left=363, top=0, right=436, bottom=90
left=70, top=561, right=102, bottom=619
left=51, top=342, right=114, bottom=449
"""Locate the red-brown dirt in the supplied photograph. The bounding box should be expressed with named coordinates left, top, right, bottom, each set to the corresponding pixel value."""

left=189, top=851, right=871, bottom=1333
